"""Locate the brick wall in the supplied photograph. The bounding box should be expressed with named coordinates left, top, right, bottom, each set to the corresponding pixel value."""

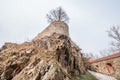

left=91, top=57, right=120, bottom=78
left=33, top=21, right=69, bottom=41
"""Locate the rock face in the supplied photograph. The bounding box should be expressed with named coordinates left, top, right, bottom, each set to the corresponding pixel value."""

left=0, top=21, right=86, bottom=80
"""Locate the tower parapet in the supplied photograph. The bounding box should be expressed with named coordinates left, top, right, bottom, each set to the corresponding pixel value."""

left=33, top=21, right=69, bottom=41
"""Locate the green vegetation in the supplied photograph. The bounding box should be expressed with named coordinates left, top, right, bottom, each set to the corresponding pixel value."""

left=72, top=72, right=98, bottom=80
left=117, top=78, right=120, bottom=80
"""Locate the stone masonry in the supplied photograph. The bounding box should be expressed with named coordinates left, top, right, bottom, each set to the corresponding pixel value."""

left=90, top=52, right=120, bottom=79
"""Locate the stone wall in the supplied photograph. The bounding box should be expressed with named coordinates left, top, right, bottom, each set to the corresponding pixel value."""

left=91, top=57, right=120, bottom=79
left=33, top=21, right=69, bottom=41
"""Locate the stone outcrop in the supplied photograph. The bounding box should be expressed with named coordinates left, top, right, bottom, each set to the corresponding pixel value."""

left=0, top=21, right=86, bottom=80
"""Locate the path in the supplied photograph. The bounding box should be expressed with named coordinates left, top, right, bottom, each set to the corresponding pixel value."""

left=88, top=70, right=117, bottom=80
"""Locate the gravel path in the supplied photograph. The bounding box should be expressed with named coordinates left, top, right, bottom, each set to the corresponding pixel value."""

left=88, top=70, right=117, bottom=80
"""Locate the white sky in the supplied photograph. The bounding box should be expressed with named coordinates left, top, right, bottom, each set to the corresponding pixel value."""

left=0, top=0, right=120, bottom=56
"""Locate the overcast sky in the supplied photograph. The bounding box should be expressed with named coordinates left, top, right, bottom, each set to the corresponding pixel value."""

left=0, top=0, right=120, bottom=56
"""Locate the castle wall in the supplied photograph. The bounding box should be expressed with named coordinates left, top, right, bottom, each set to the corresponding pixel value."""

left=91, top=57, right=120, bottom=79
left=33, top=21, right=69, bottom=41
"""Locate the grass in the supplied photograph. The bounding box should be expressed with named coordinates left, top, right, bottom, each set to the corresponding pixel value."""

left=72, top=72, right=98, bottom=80
left=117, top=78, right=120, bottom=80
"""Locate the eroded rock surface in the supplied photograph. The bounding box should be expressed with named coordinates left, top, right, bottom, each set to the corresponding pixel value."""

left=0, top=22, right=86, bottom=80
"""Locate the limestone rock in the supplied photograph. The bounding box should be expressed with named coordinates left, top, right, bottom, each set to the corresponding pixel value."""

left=0, top=22, right=86, bottom=80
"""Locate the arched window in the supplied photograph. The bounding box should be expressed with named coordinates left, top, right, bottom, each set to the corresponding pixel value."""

left=96, top=65, right=98, bottom=67
left=106, top=63, right=115, bottom=75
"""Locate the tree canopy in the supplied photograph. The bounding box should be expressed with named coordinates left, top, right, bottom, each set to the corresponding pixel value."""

left=46, top=7, right=69, bottom=23
left=107, top=26, right=120, bottom=52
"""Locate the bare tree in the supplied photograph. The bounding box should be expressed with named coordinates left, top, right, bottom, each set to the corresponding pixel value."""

left=99, top=49, right=111, bottom=57
left=46, top=7, right=69, bottom=23
left=107, top=26, right=120, bottom=52
left=83, top=53, right=99, bottom=59
left=99, top=26, right=120, bottom=56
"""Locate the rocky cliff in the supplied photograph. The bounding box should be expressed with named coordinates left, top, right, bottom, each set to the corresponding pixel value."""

left=0, top=21, right=86, bottom=80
